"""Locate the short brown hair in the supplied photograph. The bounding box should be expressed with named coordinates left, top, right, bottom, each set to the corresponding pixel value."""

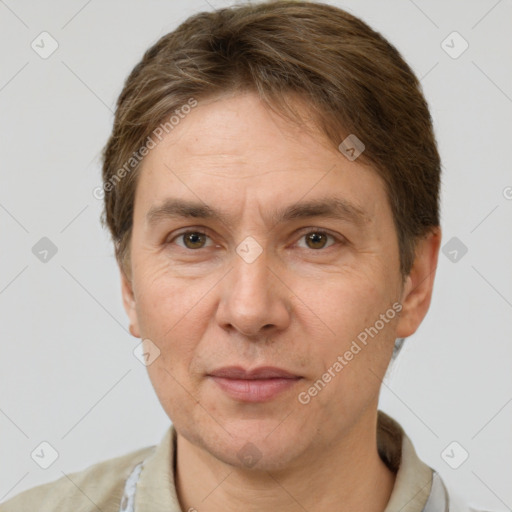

left=101, top=0, right=440, bottom=278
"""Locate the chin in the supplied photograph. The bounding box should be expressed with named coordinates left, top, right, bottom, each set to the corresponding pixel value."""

left=217, top=436, right=304, bottom=473
left=181, top=416, right=307, bottom=471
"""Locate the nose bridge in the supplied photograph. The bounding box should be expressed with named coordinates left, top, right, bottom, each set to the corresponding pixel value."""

left=232, top=248, right=270, bottom=302
left=217, top=244, right=290, bottom=335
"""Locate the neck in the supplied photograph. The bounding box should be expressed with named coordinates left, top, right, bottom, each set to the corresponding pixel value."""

left=175, top=410, right=396, bottom=512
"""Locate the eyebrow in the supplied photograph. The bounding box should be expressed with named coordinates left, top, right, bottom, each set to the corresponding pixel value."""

left=145, top=197, right=370, bottom=229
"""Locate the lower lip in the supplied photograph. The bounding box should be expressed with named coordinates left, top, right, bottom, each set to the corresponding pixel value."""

left=210, top=376, right=301, bottom=402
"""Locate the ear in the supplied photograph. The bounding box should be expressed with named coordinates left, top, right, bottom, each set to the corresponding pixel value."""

left=120, top=266, right=141, bottom=339
left=396, top=227, right=441, bottom=338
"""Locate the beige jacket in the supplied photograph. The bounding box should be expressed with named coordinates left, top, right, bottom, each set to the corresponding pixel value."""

left=0, top=411, right=482, bottom=512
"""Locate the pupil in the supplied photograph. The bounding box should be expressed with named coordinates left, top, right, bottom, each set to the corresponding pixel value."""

left=186, top=233, right=204, bottom=248
left=308, top=233, right=326, bottom=249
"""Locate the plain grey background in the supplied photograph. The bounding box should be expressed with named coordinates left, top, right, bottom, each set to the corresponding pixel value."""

left=1, top=0, right=511, bottom=509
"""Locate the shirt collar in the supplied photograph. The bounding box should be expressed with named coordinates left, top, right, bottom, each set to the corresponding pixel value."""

left=378, top=411, right=434, bottom=512
left=134, top=423, right=180, bottom=511
left=132, top=410, right=435, bottom=512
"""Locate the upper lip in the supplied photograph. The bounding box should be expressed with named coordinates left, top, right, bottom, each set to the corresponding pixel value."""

left=208, top=366, right=301, bottom=380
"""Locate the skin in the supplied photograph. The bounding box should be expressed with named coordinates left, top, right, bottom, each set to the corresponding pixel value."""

left=121, top=91, right=441, bottom=512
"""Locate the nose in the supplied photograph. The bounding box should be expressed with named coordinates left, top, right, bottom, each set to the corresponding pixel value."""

left=215, top=249, right=292, bottom=337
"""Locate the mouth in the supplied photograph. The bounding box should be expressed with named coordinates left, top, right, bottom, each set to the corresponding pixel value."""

left=207, top=366, right=303, bottom=403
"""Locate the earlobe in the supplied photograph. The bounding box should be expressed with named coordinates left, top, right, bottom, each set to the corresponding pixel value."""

left=129, top=324, right=140, bottom=337
left=396, top=228, right=441, bottom=338
left=120, top=267, right=141, bottom=339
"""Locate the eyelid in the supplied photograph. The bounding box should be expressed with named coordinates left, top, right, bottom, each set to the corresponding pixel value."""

left=293, top=227, right=346, bottom=245
left=294, top=232, right=333, bottom=251
left=165, top=226, right=346, bottom=249
left=167, top=228, right=215, bottom=248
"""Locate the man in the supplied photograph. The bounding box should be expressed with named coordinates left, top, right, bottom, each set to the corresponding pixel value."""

left=0, top=1, right=488, bottom=511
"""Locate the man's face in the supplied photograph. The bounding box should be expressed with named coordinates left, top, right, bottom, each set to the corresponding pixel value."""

left=121, top=92, right=419, bottom=470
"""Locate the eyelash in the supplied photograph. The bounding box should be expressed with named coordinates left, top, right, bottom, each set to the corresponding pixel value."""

left=168, top=228, right=344, bottom=251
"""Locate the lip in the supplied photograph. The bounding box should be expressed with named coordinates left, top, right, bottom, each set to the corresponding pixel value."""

left=208, top=366, right=300, bottom=380
left=208, top=366, right=302, bottom=403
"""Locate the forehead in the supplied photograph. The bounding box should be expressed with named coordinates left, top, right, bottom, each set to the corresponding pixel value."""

left=134, top=92, right=388, bottom=224
left=157, top=93, right=335, bottom=169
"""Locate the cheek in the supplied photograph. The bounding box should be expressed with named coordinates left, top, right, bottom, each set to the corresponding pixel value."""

left=132, top=256, right=214, bottom=337
left=294, top=267, right=394, bottom=340
left=291, top=267, right=398, bottom=395
left=139, top=273, right=212, bottom=419
left=132, top=261, right=216, bottom=388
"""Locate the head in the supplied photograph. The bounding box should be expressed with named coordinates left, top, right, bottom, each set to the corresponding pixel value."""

left=101, top=1, right=441, bottom=471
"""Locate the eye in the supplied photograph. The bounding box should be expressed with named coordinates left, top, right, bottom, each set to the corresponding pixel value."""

left=297, top=231, right=337, bottom=250
left=174, top=231, right=212, bottom=249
